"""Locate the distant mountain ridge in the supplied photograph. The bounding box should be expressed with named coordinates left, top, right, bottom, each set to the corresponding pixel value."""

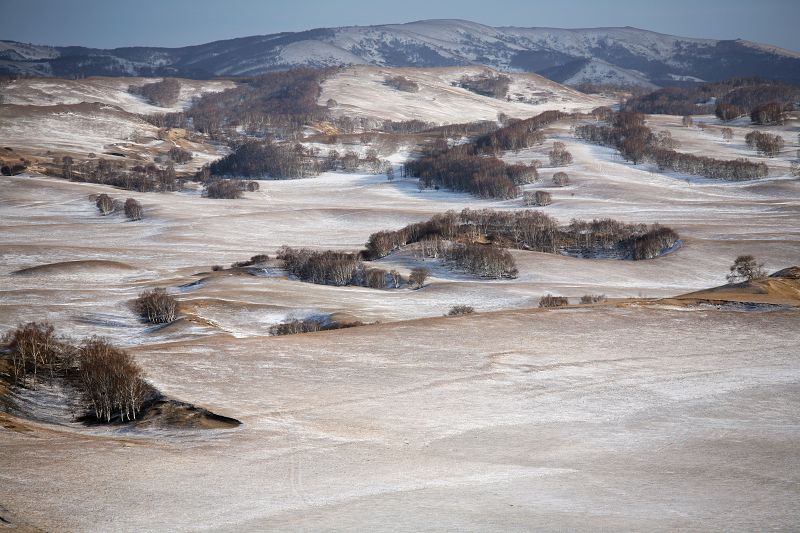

left=2, top=19, right=799, bottom=87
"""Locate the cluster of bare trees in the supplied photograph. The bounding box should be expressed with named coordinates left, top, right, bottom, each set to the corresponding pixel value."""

left=95, top=193, right=114, bottom=215
left=524, top=190, right=552, bottom=206
left=750, top=102, right=788, bottom=125
left=552, top=172, right=570, bottom=187
left=385, top=75, right=419, bottom=92
left=476, top=110, right=568, bottom=154
left=400, top=110, right=576, bottom=198
left=548, top=142, right=574, bottom=167
left=623, top=78, right=798, bottom=119
left=64, top=157, right=181, bottom=192
left=78, top=337, right=149, bottom=422
left=332, top=149, right=391, bottom=174
left=365, top=208, right=678, bottom=262
left=380, top=119, right=437, bottom=134
left=2, top=322, right=72, bottom=387
left=456, top=72, right=511, bottom=99
left=187, top=68, right=333, bottom=138
left=129, top=78, right=181, bottom=107
left=133, top=288, right=178, bottom=324
left=203, top=179, right=259, bottom=199
left=575, top=111, right=769, bottom=180
left=445, top=243, right=518, bottom=278
left=628, top=226, right=681, bottom=260
left=230, top=254, right=270, bottom=268
left=276, top=246, right=404, bottom=289
left=580, top=294, right=607, bottom=304
left=168, top=146, right=192, bottom=164
left=726, top=255, right=767, bottom=283
left=745, top=131, right=785, bottom=157
left=405, top=145, right=520, bottom=198
left=2, top=322, right=151, bottom=423
left=208, top=141, right=320, bottom=179
left=269, top=318, right=326, bottom=335
left=715, top=103, right=745, bottom=121
left=124, top=198, right=143, bottom=220
left=268, top=317, right=363, bottom=336
left=649, top=148, right=768, bottom=180
left=539, top=295, right=569, bottom=308
left=447, top=305, right=474, bottom=316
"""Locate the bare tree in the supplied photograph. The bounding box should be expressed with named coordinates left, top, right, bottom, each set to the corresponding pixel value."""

left=124, top=198, right=143, bottom=220
left=96, top=193, right=114, bottom=215
left=726, top=255, right=767, bottom=283
left=409, top=267, right=430, bottom=289
left=721, top=127, right=734, bottom=143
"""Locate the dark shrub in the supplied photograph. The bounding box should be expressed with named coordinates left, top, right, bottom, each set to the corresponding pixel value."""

left=539, top=294, right=569, bottom=308
left=133, top=288, right=178, bottom=324
left=447, top=305, right=475, bottom=316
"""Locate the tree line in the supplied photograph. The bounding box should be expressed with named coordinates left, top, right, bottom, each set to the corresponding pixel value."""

left=575, top=110, right=769, bottom=180
left=403, top=110, right=573, bottom=198
left=622, top=77, right=799, bottom=120
left=365, top=208, right=679, bottom=262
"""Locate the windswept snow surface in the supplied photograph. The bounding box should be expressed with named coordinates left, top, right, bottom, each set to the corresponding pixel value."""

left=320, top=66, right=608, bottom=123
left=1, top=79, right=799, bottom=531
left=0, top=76, right=234, bottom=114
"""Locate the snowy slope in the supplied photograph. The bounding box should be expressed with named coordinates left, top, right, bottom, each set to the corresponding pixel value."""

left=2, top=20, right=799, bottom=86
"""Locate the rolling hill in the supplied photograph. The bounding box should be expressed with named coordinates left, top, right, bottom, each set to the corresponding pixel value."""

left=2, top=19, right=800, bottom=87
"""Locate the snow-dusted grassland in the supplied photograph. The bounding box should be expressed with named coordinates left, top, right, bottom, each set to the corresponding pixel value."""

left=0, top=69, right=799, bottom=531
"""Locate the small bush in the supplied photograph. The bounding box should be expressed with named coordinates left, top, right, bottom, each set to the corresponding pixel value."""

left=133, top=288, right=178, bottom=324
left=539, top=294, right=569, bottom=308
left=168, top=146, right=192, bottom=164
left=385, top=75, right=419, bottom=93
left=726, top=255, right=767, bottom=283
left=549, top=142, right=573, bottom=167
left=211, top=265, right=224, bottom=271
left=205, top=180, right=243, bottom=199
left=124, top=198, right=143, bottom=220
left=447, top=305, right=474, bottom=316
left=231, top=254, right=270, bottom=268
left=409, top=267, right=430, bottom=289
left=246, top=181, right=260, bottom=192
left=524, top=190, right=552, bottom=206
left=552, top=172, right=570, bottom=187
left=579, top=294, right=607, bottom=304
left=269, top=318, right=325, bottom=336
left=96, top=193, right=114, bottom=215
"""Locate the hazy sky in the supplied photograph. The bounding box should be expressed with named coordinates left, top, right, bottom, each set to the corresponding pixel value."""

left=4, top=0, right=799, bottom=52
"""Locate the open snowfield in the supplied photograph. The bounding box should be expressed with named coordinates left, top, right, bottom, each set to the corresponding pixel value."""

left=1, top=70, right=800, bottom=531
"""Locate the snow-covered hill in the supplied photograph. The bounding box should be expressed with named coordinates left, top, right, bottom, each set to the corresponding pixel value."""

left=1, top=20, right=799, bottom=86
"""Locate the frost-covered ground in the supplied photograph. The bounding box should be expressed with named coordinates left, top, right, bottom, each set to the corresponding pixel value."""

left=1, top=306, right=799, bottom=531
left=319, top=65, right=610, bottom=123
left=1, top=73, right=799, bottom=531
left=1, top=76, right=234, bottom=115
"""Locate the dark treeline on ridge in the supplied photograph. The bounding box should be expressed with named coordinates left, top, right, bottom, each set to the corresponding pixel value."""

left=622, top=77, right=799, bottom=121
